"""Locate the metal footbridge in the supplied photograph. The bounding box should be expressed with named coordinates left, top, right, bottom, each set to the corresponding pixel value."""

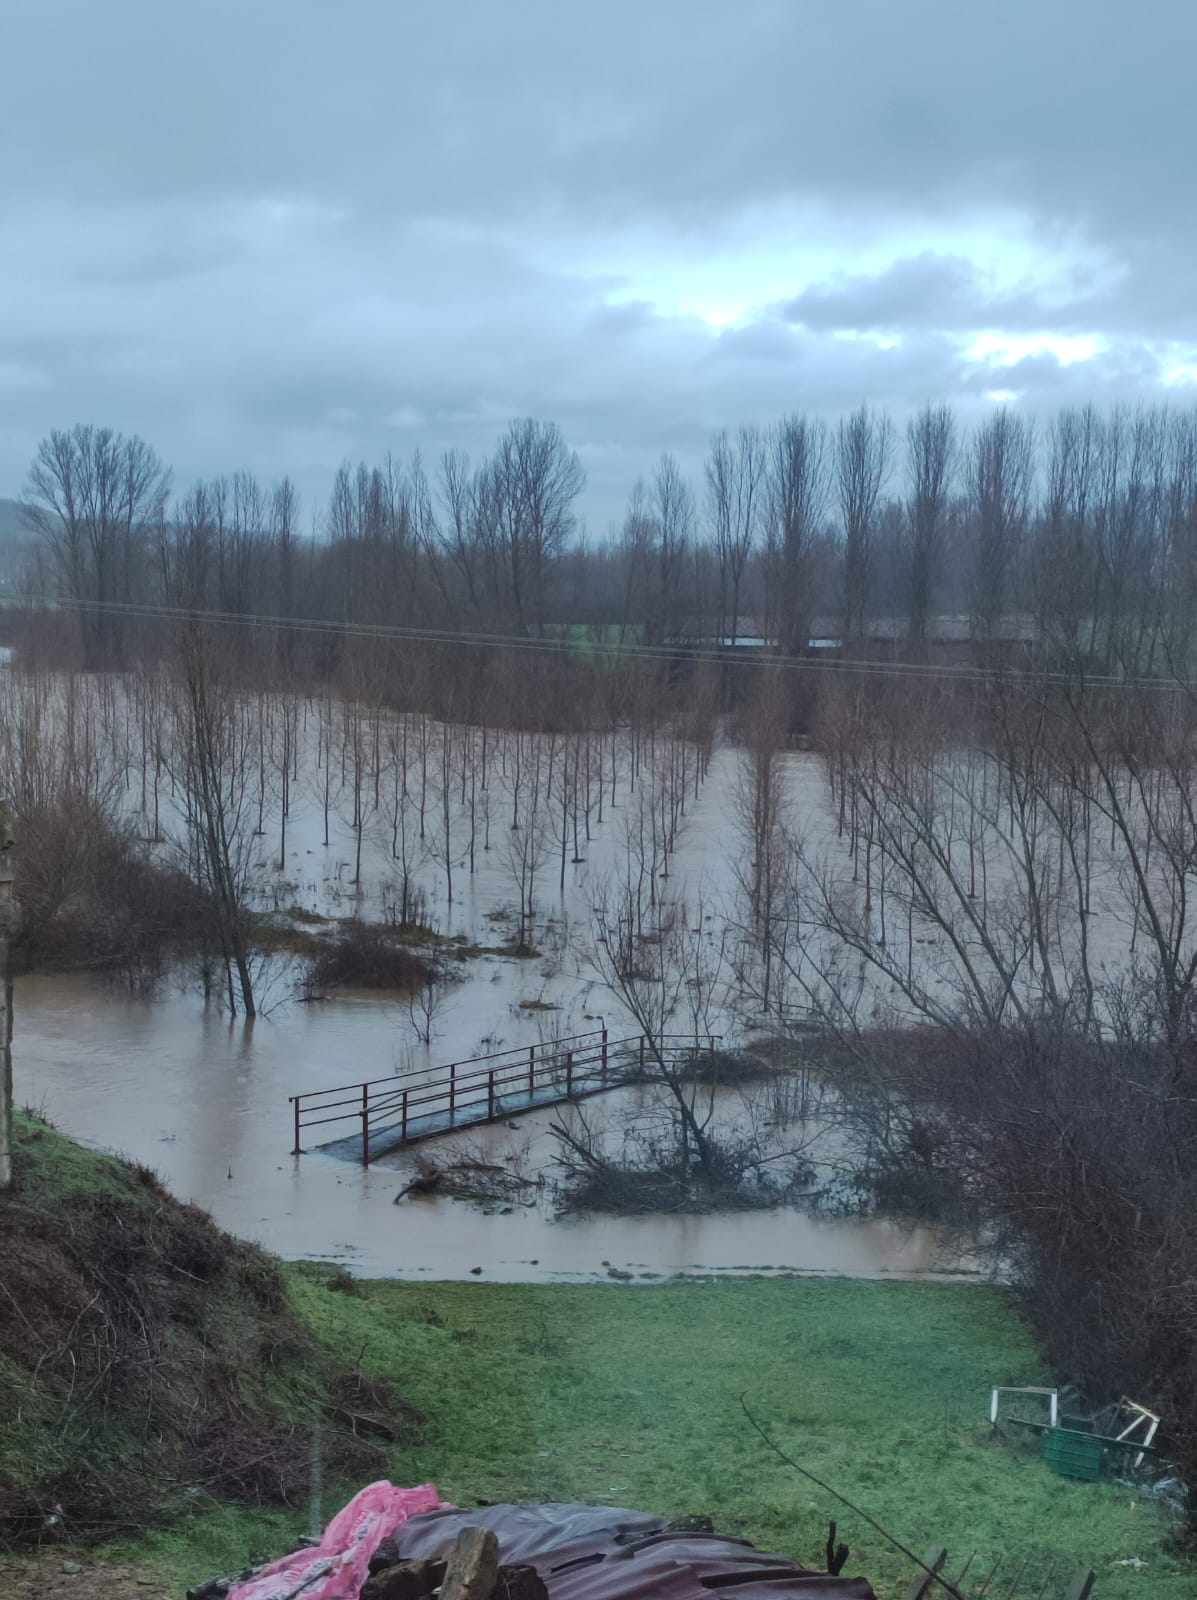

left=289, top=1029, right=714, bottom=1165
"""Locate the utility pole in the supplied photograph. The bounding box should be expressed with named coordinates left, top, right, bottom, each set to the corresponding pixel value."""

left=0, top=804, right=15, bottom=1190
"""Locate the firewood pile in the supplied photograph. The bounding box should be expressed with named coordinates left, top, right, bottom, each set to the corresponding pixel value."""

left=361, top=1528, right=546, bottom=1600
left=186, top=1526, right=538, bottom=1600
left=187, top=1497, right=877, bottom=1600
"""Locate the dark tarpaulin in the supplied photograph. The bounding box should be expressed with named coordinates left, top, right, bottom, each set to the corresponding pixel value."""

left=394, top=1503, right=877, bottom=1600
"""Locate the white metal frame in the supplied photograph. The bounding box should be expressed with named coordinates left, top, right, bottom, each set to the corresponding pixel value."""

left=990, top=1386, right=1059, bottom=1429
left=1113, top=1397, right=1160, bottom=1470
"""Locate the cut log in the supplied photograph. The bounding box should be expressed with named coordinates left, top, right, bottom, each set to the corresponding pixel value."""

left=441, top=1525, right=501, bottom=1600
left=362, top=1557, right=447, bottom=1600
left=369, top=1537, right=404, bottom=1574
left=494, top=1564, right=550, bottom=1600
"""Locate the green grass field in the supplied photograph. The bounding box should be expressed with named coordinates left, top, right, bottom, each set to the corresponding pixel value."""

left=133, top=1272, right=1191, bottom=1599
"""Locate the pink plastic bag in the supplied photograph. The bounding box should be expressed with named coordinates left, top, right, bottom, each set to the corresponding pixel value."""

left=226, top=1480, right=445, bottom=1600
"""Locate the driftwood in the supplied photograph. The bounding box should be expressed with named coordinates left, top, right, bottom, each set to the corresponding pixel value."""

left=394, top=1157, right=539, bottom=1208
left=393, top=1170, right=448, bottom=1202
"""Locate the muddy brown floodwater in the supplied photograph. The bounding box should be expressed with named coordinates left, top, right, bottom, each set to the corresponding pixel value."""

left=4, top=716, right=1125, bottom=1286
left=13, top=971, right=977, bottom=1283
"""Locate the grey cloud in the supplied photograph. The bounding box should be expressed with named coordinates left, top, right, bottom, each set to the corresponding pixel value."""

left=708, top=323, right=803, bottom=364
left=2, top=1, right=1196, bottom=533
left=5, top=1, right=1193, bottom=247
left=781, top=255, right=1058, bottom=335
left=587, top=302, right=660, bottom=337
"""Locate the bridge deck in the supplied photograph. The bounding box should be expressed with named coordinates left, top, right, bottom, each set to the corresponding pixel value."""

left=317, top=1061, right=630, bottom=1162
left=291, top=1030, right=712, bottom=1166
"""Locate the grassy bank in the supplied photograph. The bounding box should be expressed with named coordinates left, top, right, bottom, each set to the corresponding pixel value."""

left=0, top=1113, right=415, bottom=1554
left=4, top=1116, right=1190, bottom=1598
left=128, top=1272, right=1193, bottom=1599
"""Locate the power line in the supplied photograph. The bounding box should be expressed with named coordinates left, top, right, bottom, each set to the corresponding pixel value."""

left=9, top=593, right=1193, bottom=695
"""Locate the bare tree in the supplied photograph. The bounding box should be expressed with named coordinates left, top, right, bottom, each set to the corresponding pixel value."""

left=337, top=671, right=374, bottom=891
left=617, top=480, right=654, bottom=637
left=404, top=973, right=445, bottom=1047
left=382, top=713, right=430, bottom=928
left=589, top=868, right=729, bottom=1179
left=904, top=405, right=956, bottom=655
left=706, top=426, right=766, bottom=646
left=766, top=415, right=830, bottom=659
left=487, top=419, right=585, bottom=636
left=212, top=470, right=267, bottom=623
left=500, top=732, right=550, bottom=951
left=837, top=406, right=894, bottom=648
left=651, top=453, right=694, bottom=645
left=734, top=665, right=791, bottom=1013
left=968, top=409, right=1034, bottom=650
left=429, top=718, right=458, bottom=907
left=433, top=448, right=508, bottom=624
left=23, top=425, right=170, bottom=667
left=159, top=486, right=260, bottom=1016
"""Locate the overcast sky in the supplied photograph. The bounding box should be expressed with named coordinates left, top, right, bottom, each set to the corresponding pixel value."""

left=2, top=1, right=1194, bottom=533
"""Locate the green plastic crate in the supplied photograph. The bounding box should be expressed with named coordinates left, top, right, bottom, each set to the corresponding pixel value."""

left=1042, top=1426, right=1103, bottom=1481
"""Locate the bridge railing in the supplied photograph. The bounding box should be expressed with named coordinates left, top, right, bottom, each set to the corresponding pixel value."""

left=289, top=1029, right=719, bottom=1165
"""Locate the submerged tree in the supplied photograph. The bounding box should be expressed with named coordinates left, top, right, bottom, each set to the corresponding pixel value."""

left=589, top=864, right=729, bottom=1181
left=159, top=485, right=260, bottom=1016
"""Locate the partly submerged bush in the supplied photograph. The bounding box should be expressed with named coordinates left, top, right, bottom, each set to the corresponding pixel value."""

left=14, top=799, right=211, bottom=989
left=301, top=918, right=438, bottom=995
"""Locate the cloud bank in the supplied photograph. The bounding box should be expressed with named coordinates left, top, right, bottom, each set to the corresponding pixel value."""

left=2, top=0, right=1194, bottom=530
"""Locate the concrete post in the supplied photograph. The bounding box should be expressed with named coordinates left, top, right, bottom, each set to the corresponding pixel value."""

left=0, top=806, right=16, bottom=1191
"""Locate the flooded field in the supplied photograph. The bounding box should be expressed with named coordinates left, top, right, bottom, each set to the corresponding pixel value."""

left=6, top=676, right=1109, bottom=1286
left=12, top=964, right=975, bottom=1283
